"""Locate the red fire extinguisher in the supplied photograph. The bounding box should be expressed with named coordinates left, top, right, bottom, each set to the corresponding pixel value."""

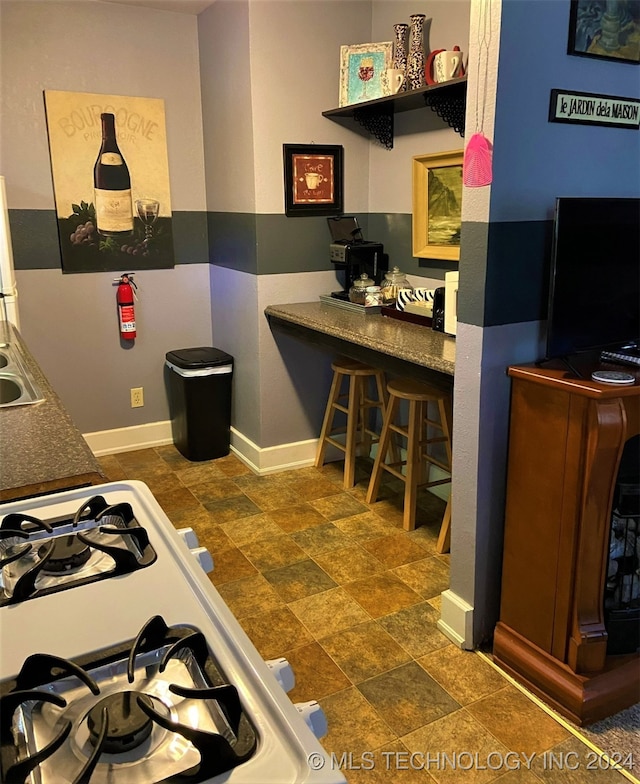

left=116, top=273, right=137, bottom=340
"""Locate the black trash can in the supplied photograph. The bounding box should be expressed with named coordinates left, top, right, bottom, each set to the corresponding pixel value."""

left=165, top=347, right=234, bottom=461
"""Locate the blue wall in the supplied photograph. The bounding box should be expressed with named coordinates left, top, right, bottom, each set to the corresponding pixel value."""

left=492, top=0, right=640, bottom=223
left=459, top=0, right=640, bottom=328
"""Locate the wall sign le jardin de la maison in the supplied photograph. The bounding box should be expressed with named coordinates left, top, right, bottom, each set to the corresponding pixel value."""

left=549, top=89, right=640, bottom=130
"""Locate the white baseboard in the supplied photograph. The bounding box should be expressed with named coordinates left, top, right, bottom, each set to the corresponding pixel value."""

left=83, top=421, right=174, bottom=456
left=438, top=589, right=474, bottom=650
left=85, top=422, right=454, bottom=486
left=230, top=428, right=318, bottom=475
left=84, top=420, right=321, bottom=475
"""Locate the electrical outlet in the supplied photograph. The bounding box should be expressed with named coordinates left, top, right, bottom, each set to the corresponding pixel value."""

left=130, top=387, right=144, bottom=408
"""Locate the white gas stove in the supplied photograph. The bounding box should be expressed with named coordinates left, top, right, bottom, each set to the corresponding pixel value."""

left=0, top=481, right=345, bottom=784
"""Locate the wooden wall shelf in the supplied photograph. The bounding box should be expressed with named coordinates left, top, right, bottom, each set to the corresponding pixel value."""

left=322, top=77, right=467, bottom=149
left=493, top=361, right=640, bottom=726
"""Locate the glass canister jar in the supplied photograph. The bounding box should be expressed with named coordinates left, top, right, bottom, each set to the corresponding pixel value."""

left=364, top=286, right=383, bottom=306
left=348, top=273, right=375, bottom=305
left=380, top=266, right=413, bottom=305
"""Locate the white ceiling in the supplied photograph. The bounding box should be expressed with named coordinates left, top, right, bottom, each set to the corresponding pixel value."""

left=101, top=0, right=216, bottom=14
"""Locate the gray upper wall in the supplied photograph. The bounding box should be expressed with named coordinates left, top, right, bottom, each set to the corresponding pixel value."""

left=0, top=0, right=427, bottom=439
left=0, top=1, right=213, bottom=433
left=0, top=1, right=207, bottom=212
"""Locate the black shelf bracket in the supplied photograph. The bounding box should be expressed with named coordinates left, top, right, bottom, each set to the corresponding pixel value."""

left=322, top=78, right=467, bottom=149
left=424, top=90, right=466, bottom=137
left=353, top=106, right=394, bottom=150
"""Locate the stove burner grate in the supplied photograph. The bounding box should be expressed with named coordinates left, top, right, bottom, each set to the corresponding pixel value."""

left=0, top=495, right=156, bottom=606
left=87, top=690, right=154, bottom=754
left=39, top=535, right=91, bottom=574
left=0, top=616, right=257, bottom=784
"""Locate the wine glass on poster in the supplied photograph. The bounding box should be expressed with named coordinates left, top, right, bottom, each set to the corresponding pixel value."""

left=358, top=57, right=375, bottom=101
left=135, top=199, right=160, bottom=240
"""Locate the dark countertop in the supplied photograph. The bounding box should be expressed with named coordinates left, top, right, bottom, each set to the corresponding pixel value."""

left=0, top=322, right=105, bottom=502
left=265, top=301, right=455, bottom=386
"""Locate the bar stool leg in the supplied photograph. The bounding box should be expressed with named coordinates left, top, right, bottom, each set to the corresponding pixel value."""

left=366, top=378, right=453, bottom=542
left=343, top=375, right=361, bottom=489
left=435, top=396, right=453, bottom=553
left=365, top=394, right=398, bottom=505
left=359, top=376, right=372, bottom=458
left=374, top=372, right=388, bottom=414
left=436, top=499, right=451, bottom=554
left=375, top=372, right=401, bottom=465
left=403, top=398, right=423, bottom=531
left=439, top=397, right=453, bottom=467
left=316, top=359, right=391, bottom=491
left=314, top=370, right=342, bottom=471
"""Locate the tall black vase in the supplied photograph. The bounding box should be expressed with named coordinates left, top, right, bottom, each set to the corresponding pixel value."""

left=407, top=14, right=426, bottom=90
left=392, top=23, right=409, bottom=91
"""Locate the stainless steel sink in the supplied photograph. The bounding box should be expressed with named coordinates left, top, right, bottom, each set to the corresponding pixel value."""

left=0, top=345, right=44, bottom=407
left=0, top=377, right=22, bottom=404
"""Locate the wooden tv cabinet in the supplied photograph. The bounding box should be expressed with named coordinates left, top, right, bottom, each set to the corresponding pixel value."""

left=493, top=361, right=640, bottom=725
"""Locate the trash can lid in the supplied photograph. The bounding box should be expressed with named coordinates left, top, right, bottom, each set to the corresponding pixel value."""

left=165, top=347, right=234, bottom=369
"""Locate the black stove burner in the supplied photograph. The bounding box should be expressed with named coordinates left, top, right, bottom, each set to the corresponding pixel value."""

left=0, top=616, right=257, bottom=784
left=0, top=495, right=157, bottom=606
left=39, top=535, right=91, bottom=574
left=87, top=691, right=154, bottom=753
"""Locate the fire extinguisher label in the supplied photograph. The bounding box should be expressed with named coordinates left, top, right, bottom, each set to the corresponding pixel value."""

left=119, top=305, right=136, bottom=332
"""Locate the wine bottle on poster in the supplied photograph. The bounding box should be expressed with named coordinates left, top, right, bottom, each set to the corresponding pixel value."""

left=94, top=113, right=133, bottom=236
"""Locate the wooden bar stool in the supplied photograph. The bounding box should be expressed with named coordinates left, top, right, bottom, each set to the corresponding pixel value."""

left=366, top=378, right=452, bottom=551
left=315, top=357, right=388, bottom=489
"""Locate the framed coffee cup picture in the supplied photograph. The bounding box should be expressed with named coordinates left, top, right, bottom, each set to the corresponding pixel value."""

left=283, top=144, right=343, bottom=217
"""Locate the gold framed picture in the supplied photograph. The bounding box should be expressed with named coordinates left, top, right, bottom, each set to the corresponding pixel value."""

left=339, top=42, right=393, bottom=106
left=412, top=150, right=464, bottom=261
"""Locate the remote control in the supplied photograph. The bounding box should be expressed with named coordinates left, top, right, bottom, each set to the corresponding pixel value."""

left=591, top=370, right=635, bottom=385
left=600, top=350, right=640, bottom=367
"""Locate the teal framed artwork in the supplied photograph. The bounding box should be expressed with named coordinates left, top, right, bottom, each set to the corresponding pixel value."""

left=339, top=42, right=393, bottom=106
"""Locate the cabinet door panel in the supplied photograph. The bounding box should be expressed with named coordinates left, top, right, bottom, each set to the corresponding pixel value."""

left=501, top=381, right=571, bottom=652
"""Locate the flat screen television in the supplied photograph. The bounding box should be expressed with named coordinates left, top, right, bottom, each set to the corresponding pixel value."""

left=545, top=197, right=640, bottom=360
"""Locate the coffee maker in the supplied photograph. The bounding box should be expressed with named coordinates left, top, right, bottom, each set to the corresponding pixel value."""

left=327, top=217, right=387, bottom=300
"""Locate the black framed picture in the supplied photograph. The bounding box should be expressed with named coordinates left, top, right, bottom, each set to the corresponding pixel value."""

left=567, top=0, right=640, bottom=64
left=282, top=144, right=343, bottom=217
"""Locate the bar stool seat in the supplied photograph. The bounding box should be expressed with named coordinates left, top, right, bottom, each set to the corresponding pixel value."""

left=315, top=357, right=388, bottom=489
left=366, top=377, right=452, bottom=551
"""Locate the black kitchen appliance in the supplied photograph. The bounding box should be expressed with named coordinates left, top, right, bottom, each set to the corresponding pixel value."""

left=432, top=286, right=446, bottom=332
left=327, top=217, right=387, bottom=300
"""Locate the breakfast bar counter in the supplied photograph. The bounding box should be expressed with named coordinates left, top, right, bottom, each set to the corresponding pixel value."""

left=265, top=301, right=455, bottom=388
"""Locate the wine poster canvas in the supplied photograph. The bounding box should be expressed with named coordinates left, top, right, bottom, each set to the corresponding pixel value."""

left=44, top=90, right=175, bottom=273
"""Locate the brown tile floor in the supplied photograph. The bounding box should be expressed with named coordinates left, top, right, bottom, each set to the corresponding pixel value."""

left=99, top=446, right=634, bottom=783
